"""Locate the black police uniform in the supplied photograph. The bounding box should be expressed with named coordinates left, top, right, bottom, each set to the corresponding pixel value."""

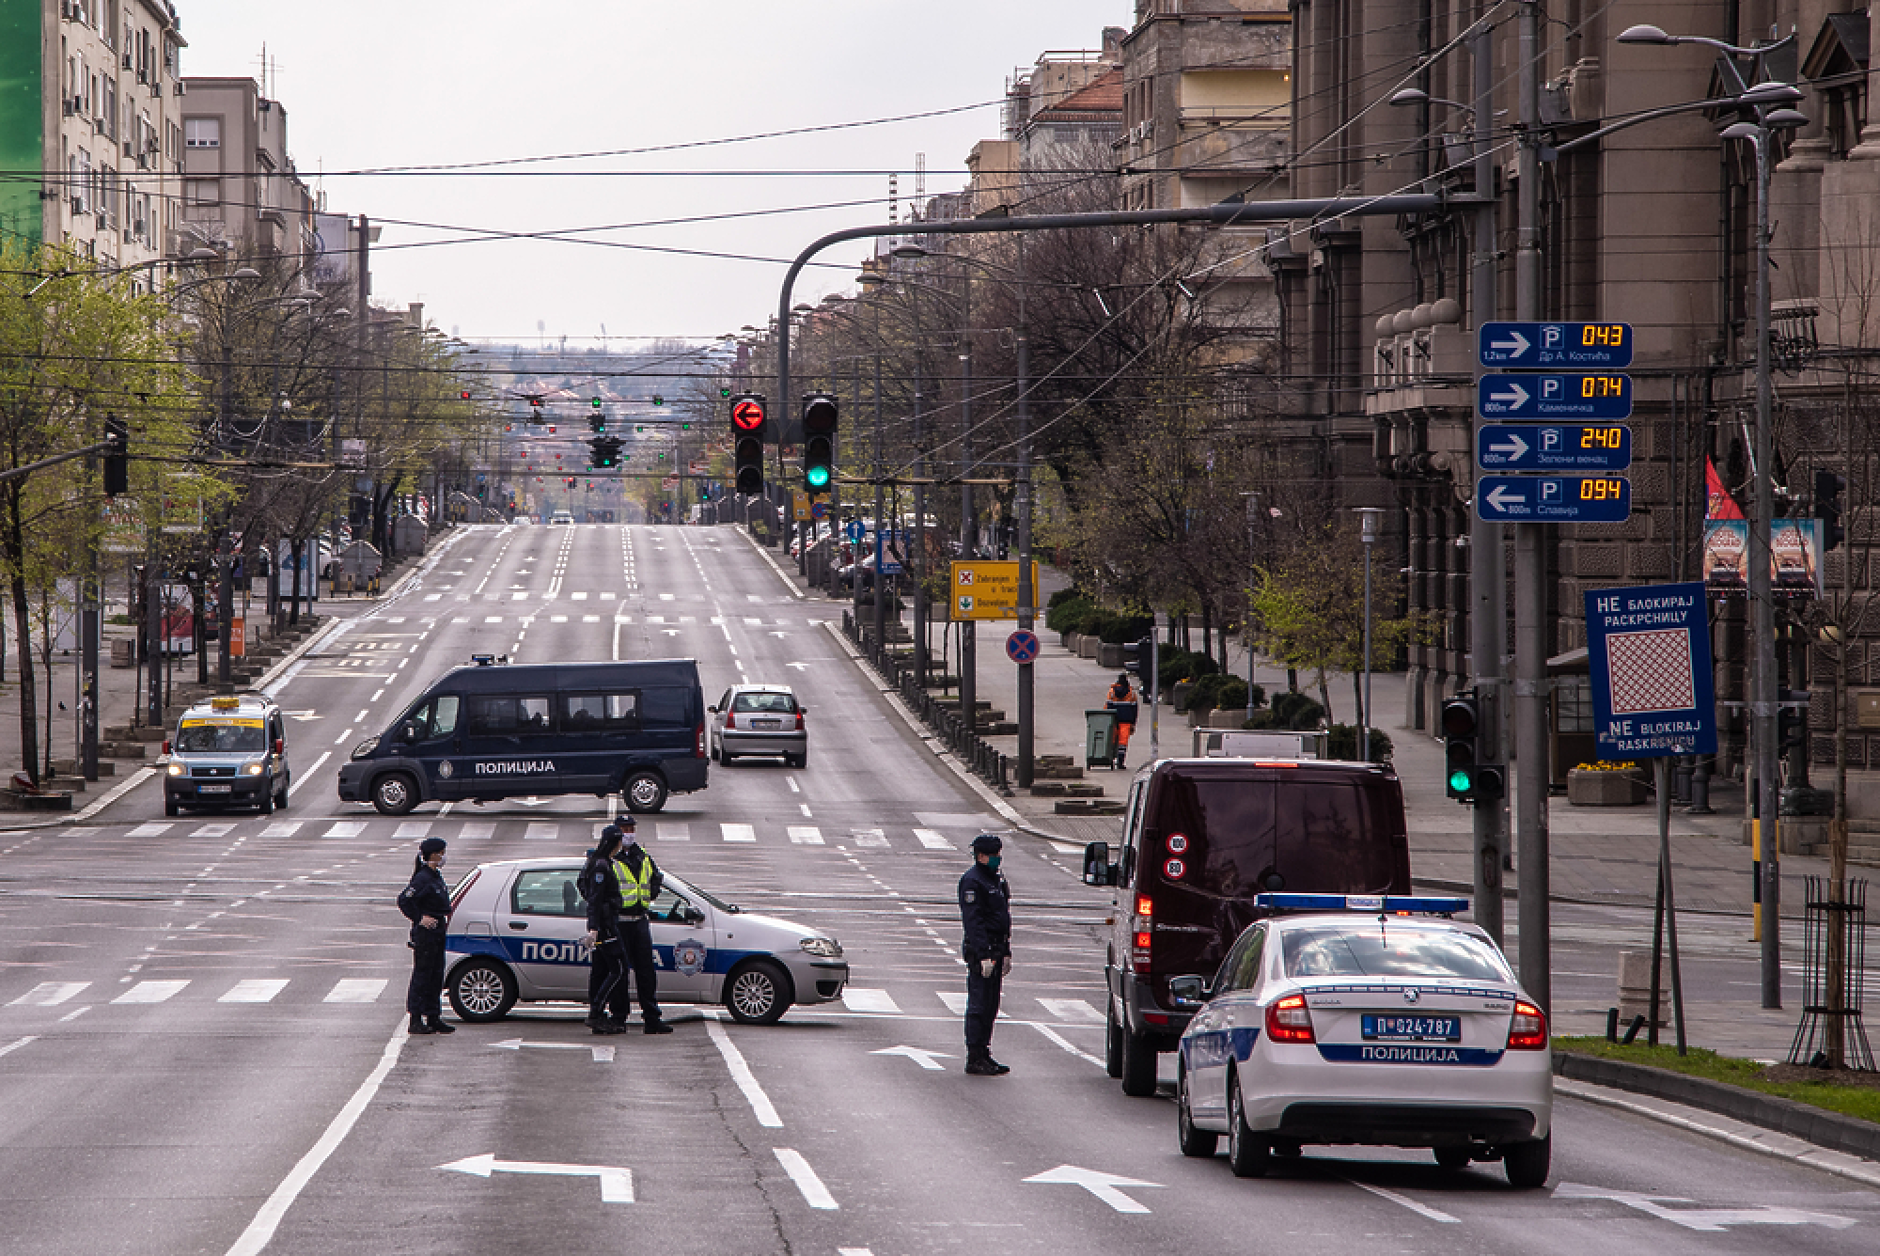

left=398, top=862, right=452, bottom=1027
left=957, top=858, right=1011, bottom=1066
left=616, top=844, right=670, bottom=1032
left=583, top=849, right=631, bottom=1031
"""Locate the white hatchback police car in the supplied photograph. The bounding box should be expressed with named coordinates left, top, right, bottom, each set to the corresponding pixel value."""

left=1172, top=894, right=1553, bottom=1188
left=443, top=858, right=848, bottom=1025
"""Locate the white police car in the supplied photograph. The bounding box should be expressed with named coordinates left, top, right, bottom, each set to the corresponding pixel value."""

left=1172, top=894, right=1553, bottom=1188
left=443, top=857, right=848, bottom=1025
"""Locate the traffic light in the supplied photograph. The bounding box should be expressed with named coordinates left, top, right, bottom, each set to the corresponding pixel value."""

left=1778, top=688, right=1810, bottom=753
left=1815, top=468, right=1847, bottom=551
left=1440, top=691, right=1503, bottom=804
left=588, top=435, right=623, bottom=468
left=731, top=393, right=767, bottom=495
left=102, top=417, right=128, bottom=496
left=802, top=393, right=837, bottom=493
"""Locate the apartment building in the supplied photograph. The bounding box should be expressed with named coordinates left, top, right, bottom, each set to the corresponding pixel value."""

left=179, top=76, right=317, bottom=266
left=9, top=0, right=189, bottom=279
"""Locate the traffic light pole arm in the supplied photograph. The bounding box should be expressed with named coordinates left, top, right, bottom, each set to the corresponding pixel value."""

left=773, top=194, right=1442, bottom=436
left=0, top=437, right=121, bottom=485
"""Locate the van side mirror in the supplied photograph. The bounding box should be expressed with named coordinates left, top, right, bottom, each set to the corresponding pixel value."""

left=1083, top=841, right=1118, bottom=887
left=1168, top=975, right=1209, bottom=1008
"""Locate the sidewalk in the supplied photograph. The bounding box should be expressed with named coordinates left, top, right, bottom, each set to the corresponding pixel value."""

left=754, top=529, right=1848, bottom=1063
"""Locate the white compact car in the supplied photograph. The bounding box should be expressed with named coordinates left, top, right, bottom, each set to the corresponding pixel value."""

left=443, top=858, right=848, bottom=1025
left=1172, top=894, right=1553, bottom=1188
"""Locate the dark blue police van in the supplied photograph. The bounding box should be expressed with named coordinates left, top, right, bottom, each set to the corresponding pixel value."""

left=336, top=657, right=707, bottom=815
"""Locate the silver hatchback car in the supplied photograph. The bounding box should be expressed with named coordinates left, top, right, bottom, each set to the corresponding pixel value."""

left=709, top=684, right=807, bottom=768
left=443, top=857, right=848, bottom=1024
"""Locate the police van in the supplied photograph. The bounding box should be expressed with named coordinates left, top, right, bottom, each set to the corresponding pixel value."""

left=336, top=656, right=708, bottom=815
left=163, top=693, right=291, bottom=816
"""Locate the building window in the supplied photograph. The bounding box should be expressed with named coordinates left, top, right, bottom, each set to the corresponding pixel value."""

left=185, top=118, right=220, bottom=149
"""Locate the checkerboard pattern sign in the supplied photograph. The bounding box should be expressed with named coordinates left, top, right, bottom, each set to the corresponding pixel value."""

left=1607, top=628, right=1696, bottom=715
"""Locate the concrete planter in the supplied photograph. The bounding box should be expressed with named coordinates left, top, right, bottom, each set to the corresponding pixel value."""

left=1567, top=768, right=1648, bottom=806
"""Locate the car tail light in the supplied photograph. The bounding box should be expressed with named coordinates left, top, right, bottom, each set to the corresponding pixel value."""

left=1265, top=993, right=1315, bottom=1043
left=695, top=721, right=706, bottom=758
left=1507, top=1000, right=1548, bottom=1050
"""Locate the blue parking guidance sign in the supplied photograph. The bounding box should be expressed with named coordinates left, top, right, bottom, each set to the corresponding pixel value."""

left=1584, top=581, right=1716, bottom=759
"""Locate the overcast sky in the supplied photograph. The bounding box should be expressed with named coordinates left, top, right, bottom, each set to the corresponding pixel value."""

left=176, top=1, right=1130, bottom=347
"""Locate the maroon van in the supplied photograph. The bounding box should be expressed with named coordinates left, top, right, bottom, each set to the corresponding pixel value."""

left=1083, top=757, right=1412, bottom=1096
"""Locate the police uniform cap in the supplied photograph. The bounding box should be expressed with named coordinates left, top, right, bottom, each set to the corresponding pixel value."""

left=970, top=833, right=1003, bottom=855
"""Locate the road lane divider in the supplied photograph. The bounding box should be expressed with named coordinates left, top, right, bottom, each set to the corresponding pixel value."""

left=705, top=1015, right=782, bottom=1128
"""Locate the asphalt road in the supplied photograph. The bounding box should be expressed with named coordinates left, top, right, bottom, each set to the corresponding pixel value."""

left=2, top=522, right=1876, bottom=1255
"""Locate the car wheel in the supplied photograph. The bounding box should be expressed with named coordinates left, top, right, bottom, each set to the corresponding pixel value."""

left=1104, top=999, right=1124, bottom=1079
left=1433, top=1146, right=1471, bottom=1171
left=257, top=786, right=274, bottom=816
left=447, top=959, right=516, bottom=1023
left=1177, top=1065, right=1219, bottom=1158
left=371, top=772, right=419, bottom=816
left=164, top=793, right=179, bottom=817
left=725, top=959, right=793, bottom=1025
left=623, top=770, right=668, bottom=814
left=1119, top=1023, right=1158, bottom=1096
left=1503, top=1135, right=1550, bottom=1189
left=1226, top=1074, right=1271, bottom=1178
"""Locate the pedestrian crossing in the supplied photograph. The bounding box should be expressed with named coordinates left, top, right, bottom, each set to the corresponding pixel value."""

left=104, top=817, right=970, bottom=851
left=838, top=987, right=1104, bottom=1026
left=10, top=977, right=393, bottom=1009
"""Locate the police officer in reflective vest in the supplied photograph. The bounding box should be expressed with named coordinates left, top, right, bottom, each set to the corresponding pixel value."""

left=586, top=815, right=673, bottom=1034
left=958, top=833, right=1012, bottom=1075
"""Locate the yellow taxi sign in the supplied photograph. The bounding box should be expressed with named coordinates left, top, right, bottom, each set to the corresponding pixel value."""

left=949, top=561, right=1041, bottom=621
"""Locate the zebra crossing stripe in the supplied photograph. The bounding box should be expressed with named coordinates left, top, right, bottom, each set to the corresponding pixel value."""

left=324, top=979, right=388, bottom=1004
left=221, top=979, right=289, bottom=1004
left=112, top=980, right=189, bottom=1005
left=787, top=826, right=823, bottom=845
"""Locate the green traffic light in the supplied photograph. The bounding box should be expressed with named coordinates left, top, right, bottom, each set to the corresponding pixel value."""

left=806, top=465, right=831, bottom=489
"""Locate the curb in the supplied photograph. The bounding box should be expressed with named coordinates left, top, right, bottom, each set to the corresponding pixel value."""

left=1554, top=1050, right=1880, bottom=1168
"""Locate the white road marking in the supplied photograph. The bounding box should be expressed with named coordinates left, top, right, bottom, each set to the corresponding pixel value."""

left=125, top=823, right=172, bottom=838
left=524, top=822, right=560, bottom=841
left=112, top=980, right=188, bottom=1004
left=841, top=988, right=900, bottom=1014
left=1037, top=998, right=1105, bottom=1024
left=773, top=1148, right=838, bottom=1210
left=8, top=981, right=88, bottom=1007
left=323, top=821, right=367, bottom=839
left=1346, top=1178, right=1460, bottom=1224
left=913, top=828, right=955, bottom=851
left=706, top=1017, right=782, bottom=1128
left=225, top=1024, right=411, bottom=1254
left=324, top=979, right=388, bottom=1004
left=786, top=826, right=823, bottom=845
left=221, top=979, right=289, bottom=1004
left=721, top=823, right=756, bottom=843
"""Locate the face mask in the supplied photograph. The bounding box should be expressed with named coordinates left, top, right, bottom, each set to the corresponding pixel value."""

left=985, top=855, right=1001, bottom=872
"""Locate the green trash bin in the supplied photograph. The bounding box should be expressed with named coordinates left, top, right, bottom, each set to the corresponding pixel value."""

left=1085, top=709, right=1118, bottom=769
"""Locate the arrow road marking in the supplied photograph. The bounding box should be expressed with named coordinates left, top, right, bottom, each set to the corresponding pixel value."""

left=1485, top=484, right=1526, bottom=511
left=491, top=1037, right=615, bottom=1063
left=1555, top=1184, right=1857, bottom=1231
left=1489, top=382, right=1530, bottom=408
left=1022, top=1165, right=1164, bottom=1214
left=1490, top=329, right=1530, bottom=356
left=871, top=1045, right=954, bottom=1071
left=437, top=1153, right=634, bottom=1203
left=1488, top=432, right=1529, bottom=459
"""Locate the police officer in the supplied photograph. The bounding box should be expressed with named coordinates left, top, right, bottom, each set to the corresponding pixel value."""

left=582, top=825, right=631, bottom=1035
left=399, top=836, right=455, bottom=1036
left=606, top=816, right=674, bottom=1034
left=958, top=833, right=1012, bottom=1075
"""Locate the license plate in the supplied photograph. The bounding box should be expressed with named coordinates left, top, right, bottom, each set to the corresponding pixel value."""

left=1363, top=1014, right=1460, bottom=1042
left=199, top=784, right=232, bottom=794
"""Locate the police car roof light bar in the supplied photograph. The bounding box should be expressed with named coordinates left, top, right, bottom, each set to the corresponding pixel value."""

left=1254, top=893, right=1471, bottom=916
